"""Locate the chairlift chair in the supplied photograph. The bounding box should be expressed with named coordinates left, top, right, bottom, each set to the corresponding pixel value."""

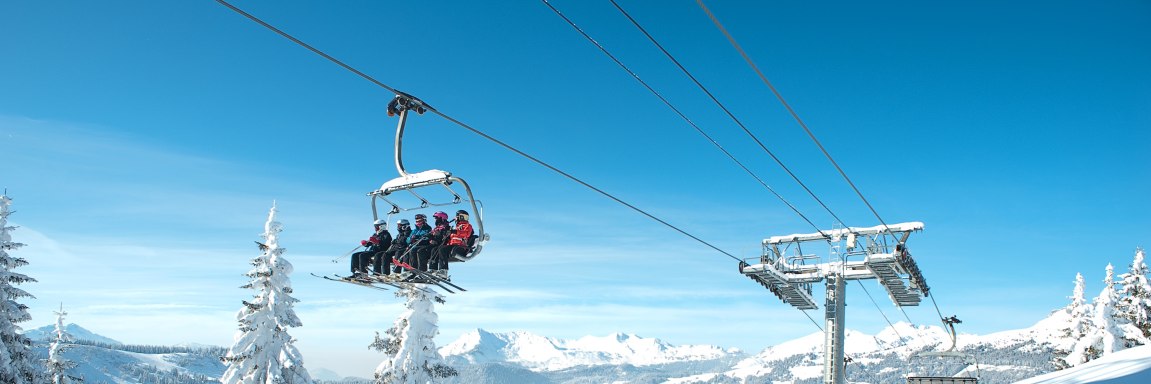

left=906, top=316, right=980, bottom=384
left=368, top=93, right=489, bottom=262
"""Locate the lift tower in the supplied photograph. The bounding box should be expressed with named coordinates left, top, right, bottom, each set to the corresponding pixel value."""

left=739, top=222, right=930, bottom=384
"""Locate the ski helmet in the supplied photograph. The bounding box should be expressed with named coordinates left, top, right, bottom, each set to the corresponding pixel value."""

left=373, top=219, right=386, bottom=226
left=414, top=213, right=427, bottom=221
left=455, top=210, right=469, bottom=221
left=397, top=219, right=410, bottom=226
left=433, top=211, right=449, bottom=221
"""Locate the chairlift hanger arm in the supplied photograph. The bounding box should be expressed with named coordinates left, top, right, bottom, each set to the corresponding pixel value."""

left=388, top=92, right=431, bottom=178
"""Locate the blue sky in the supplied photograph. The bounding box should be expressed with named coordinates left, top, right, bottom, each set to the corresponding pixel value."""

left=2, top=0, right=1148, bottom=378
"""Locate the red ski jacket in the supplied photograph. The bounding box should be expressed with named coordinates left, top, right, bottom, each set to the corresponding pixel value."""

left=448, top=221, right=474, bottom=246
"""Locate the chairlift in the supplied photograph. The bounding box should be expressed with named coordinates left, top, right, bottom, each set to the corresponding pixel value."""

left=367, top=92, right=489, bottom=262
left=906, top=316, right=980, bottom=384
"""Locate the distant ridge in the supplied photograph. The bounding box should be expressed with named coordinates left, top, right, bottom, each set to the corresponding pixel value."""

left=440, top=328, right=743, bottom=371
left=24, top=322, right=122, bottom=345
left=433, top=319, right=1069, bottom=383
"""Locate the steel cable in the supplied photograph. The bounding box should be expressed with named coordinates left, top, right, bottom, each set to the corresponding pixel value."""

left=215, top=0, right=742, bottom=263
left=541, top=0, right=829, bottom=239
left=608, top=0, right=849, bottom=233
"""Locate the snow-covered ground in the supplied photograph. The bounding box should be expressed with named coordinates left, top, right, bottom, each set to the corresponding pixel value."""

left=1013, top=344, right=1151, bottom=384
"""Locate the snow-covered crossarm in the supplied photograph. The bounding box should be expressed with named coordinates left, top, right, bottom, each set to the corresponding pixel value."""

left=764, top=221, right=924, bottom=245
left=739, top=253, right=928, bottom=309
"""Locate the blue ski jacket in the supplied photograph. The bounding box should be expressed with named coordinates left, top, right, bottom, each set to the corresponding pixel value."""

left=408, top=223, right=432, bottom=245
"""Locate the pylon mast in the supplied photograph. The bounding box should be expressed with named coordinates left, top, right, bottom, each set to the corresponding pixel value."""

left=739, top=222, right=930, bottom=384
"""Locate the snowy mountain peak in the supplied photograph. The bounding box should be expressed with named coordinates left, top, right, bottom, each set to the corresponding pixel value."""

left=440, top=329, right=742, bottom=371
left=25, top=323, right=121, bottom=345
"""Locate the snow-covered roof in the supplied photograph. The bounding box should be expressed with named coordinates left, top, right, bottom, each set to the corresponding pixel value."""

left=377, top=169, right=452, bottom=194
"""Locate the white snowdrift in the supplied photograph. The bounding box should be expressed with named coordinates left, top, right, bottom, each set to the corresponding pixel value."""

left=1013, top=344, right=1151, bottom=384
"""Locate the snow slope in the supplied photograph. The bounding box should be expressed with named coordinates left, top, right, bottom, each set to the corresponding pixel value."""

left=722, top=322, right=954, bottom=380
left=1014, top=344, right=1151, bottom=384
left=37, top=343, right=225, bottom=383
left=25, top=323, right=225, bottom=383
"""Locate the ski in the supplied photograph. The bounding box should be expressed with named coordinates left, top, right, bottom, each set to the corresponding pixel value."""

left=413, top=270, right=467, bottom=292
left=358, top=273, right=411, bottom=290
left=358, top=273, right=433, bottom=292
left=392, top=271, right=457, bottom=294
left=311, top=273, right=389, bottom=291
left=313, top=272, right=447, bottom=296
left=390, top=259, right=467, bottom=292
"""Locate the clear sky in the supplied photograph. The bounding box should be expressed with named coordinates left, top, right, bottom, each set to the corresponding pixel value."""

left=2, top=0, right=1148, bottom=379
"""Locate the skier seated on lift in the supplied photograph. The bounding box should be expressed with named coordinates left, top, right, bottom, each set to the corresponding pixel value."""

left=381, top=219, right=412, bottom=276
left=416, top=211, right=452, bottom=273
left=396, top=213, right=432, bottom=273
left=350, top=219, right=391, bottom=278
left=429, top=210, right=474, bottom=279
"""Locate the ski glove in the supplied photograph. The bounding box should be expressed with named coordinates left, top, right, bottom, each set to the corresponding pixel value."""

left=361, top=240, right=369, bottom=246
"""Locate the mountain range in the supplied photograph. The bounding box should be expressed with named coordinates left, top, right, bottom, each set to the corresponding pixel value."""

left=25, top=324, right=224, bottom=384
left=22, top=307, right=1150, bottom=384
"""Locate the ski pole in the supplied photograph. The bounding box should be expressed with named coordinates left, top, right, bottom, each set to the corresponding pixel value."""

left=331, top=245, right=365, bottom=263
left=393, top=236, right=428, bottom=270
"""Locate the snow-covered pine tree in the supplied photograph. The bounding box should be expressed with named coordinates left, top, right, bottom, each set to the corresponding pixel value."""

left=221, top=203, right=313, bottom=384
left=371, top=287, right=456, bottom=384
left=1056, top=273, right=1092, bottom=369
left=46, top=304, right=81, bottom=384
left=1118, top=247, right=1151, bottom=341
left=0, top=194, right=43, bottom=384
left=1066, top=264, right=1139, bottom=366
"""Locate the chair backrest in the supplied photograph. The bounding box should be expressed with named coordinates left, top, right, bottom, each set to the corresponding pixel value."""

left=447, top=235, right=480, bottom=264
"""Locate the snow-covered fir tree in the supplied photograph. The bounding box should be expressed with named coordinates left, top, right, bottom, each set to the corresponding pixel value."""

left=371, top=287, right=457, bottom=384
left=221, top=204, right=313, bottom=384
left=1066, top=263, right=1142, bottom=366
left=1066, top=273, right=1091, bottom=338
left=1056, top=273, right=1092, bottom=369
left=0, top=194, right=43, bottom=384
left=1118, top=247, right=1151, bottom=340
left=45, top=304, right=81, bottom=384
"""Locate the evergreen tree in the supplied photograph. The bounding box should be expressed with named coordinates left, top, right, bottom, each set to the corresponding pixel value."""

left=1118, top=247, right=1151, bottom=340
left=1066, top=273, right=1091, bottom=338
left=46, top=304, right=81, bottom=384
left=1067, top=264, right=1137, bottom=366
left=371, top=287, right=456, bottom=384
left=221, top=204, right=313, bottom=384
left=0, top=194, right=43, bottom=384
left=1056, top=273, right=1091, bottom=369
left=1092, top=264, right=1126, bottom=353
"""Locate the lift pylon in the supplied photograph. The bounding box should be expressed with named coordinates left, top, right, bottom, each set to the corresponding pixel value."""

left=738, top=221, right=930, bottom=384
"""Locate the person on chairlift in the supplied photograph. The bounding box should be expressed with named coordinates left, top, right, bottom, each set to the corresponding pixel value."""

left=430, top=209, right=474, bottom=280
left=417, top=211, right=452, bottom=272
left=350, top=219, right=391, bottom=278
left=381, top=218, right=412, bottom=277
left=397, top=213, right=432, bottom=275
